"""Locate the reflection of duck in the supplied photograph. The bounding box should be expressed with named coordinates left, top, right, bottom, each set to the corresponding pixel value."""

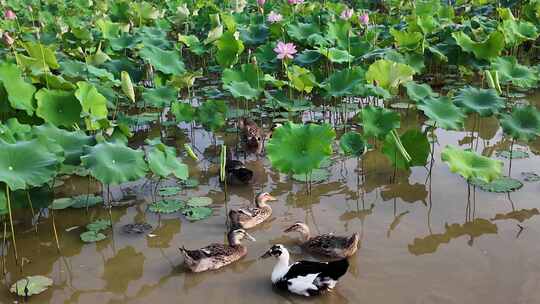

left=229, top=192, right=277, bottom=229
left=239, top=117, right=263, bottom=154
left=284, top=222, right=359, bottom=258
left=261, top=244, right=349, bottom=297
left=225, top=149, right=253, bottom=184
left=179, top=229, right=255, bottom=272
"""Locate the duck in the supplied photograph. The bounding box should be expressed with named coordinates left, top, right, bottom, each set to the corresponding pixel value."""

left=260, top=244, right=349, bottom=297
left=179, top=228, right=256, bottom=272
left=238, top=117, right=264, bottom=154
left=284, top=222, right=359, bottom=258
left=229, top=192, right=277, bottom=229
left=225, top=151, right=254, bottom=185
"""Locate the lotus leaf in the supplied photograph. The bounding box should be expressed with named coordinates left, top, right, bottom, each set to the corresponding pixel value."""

left=171, top=102, right=196, bottom=122
left=51, top=198, right=75, bottom=210
left=358, top=106, right=401, bottom=140
left=470, top=176, right=523, bottom=193
left=215, top=32, right=244, bottom=68
left=323, top=67, right=365, bottom=97
left=522, top=172, right=540, bottom=182
left=81, top=141, right=147, bottom=185
left=453, top=87, right=505, bottom=116
left=382, top=129, right=430, bottom=170
left=35, top=89, right=82, bottom=128
left=267, top=122, right=335, bottom=174
left=147, top=143, right=189, bottom=180
left=222, top=63, right=264, bottom=91
left=319, top=48, right=354, bottom=64
left=142, top=87, right=178, bottom=108
left=181, top=178, right=199, bottom=188
left=0, top=63, right=36, bottom=115
left=183, top=206, right=212, bottom=221
left=500, top=106, right=540, bottom=142
left=34, top=124, right=95, bottom=165
left=496, top=150, right=529, bottom=159
left=223, top=81, right=260, bottom=100
left=339, top=132, right=366, bottom=157
left=265, top=92, right=311, bottom=112
left=292, top=169, right=330, bottom=183
left=366, top=59, right=415, bottom=93
left=197, top=100, right=228, bottom=131
left=139, top=45, right=186, bottom=75
left=287, top=23, right=321, bottom=44
left=404, top=81, right=438, bottom=103
left=187, top=196, right=213, bottom=207
left=441, top=145, right=503, bottom=183
left=286, top=65, right=318, bottom=93
left=294, top=50, right=322, bottom=66
left=80, top=230, right=107, bottom=243
left=452, top=31, right=505, bottom=60
left=417, top=97, right=466, bottom=130
left=500, top=19, right=539, bottom=47
left=390, top=28, right=423, bottom=51
left=10, top=275, right=53, bottom=297
left=158, top=186, right=181, bottom=196
left=86, top=219, right=112, bottom=232
left=70, top=194, right=104, bottom=208
left=149, top=199, right=185, bottom=213
left=23, top=42, right=60, bottom=70
left=492, top=57, right=538, bottom=88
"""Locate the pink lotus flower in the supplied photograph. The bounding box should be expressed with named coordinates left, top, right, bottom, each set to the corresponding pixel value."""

left=340, top=8, right=354, bottom=20
left=258, top=0, right=266, bottom=6
left=3, top=33, right=14, bottom=46
left=288, top=0, right=304, bottom=4
left=267, top=11, right=283, bottom=23
left=359, top=13, right=369, bottom=25
left=4, top=9, right=16, bottom=20
left=274, top=41, right=297, bottom=60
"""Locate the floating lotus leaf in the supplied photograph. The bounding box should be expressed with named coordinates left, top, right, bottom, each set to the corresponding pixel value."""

left=215, top=31, right=244, bottom=68
left=70, top=194, right=104, bottom=208
left=322, top=67, right=365, bottom=97
left=452, top=31, right=505, bottom=60
left=33, top=124, right=95, bottom=165
left=10, top=275, right=53, bottom=297
left=417, top=97, right=466, bottom=130
left=267, top=122, right=336, bottom=174
left=453, top=87, right=505, bottom=117
left=366, top=59, right=415, bottom=93
left=470, top=176, right=523, bottom=193
left=183, top=206, right=212, bottom=221
left=187, top=196, right=213, bottom=207
left=80, top=230, right=107, bottom=243
left=149, top=199, right=185, bottom=213
left=181, top=178, right=199, bottom=188
left=35, top=89, right=82, bottom=128
left=86, top=219, right=112, bottom=232
left=223, top=81, right=260, bottom=100
left=441, top=145, right=503, bottom=183
left=158, top=186, right=181, bottom=196
left=81, top=141, right=147, bottom=185
left=522, top=171, right=540, bottom=182
left=382, top=129, right=430, bottom=170
left=339, top=132, right=366, bottom=157
left=142, top=86, right=178, bottom=108
left=292, top=169, right=330, bottom=183
left=0, top=62, right=36, bottom=115
left=139, top=45, right=185, bottom=75
left=496, top=150, right=529, bottom=159
left=358, top=106, right=401, bottom=140
left=171, top=102, right=196, bottom=122
left=499, top=106, right=540, bottom=142
left=0, top=139, right=59, bottom=190
left=197, top=100, right=228, bottom=131
left=404, top=81, right=438, bottom=103
left=491, top=57, right=538, bottom=88
left=147, top=141, right=189, bottom=180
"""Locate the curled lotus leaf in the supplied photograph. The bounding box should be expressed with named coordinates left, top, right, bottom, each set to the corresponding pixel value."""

left=453, top=86, right=505, bottom=117
left=358, top=106, right=401, bottom=140
left=339, top=132, right=366, bottom=157
left=499, top=106, right=540, bottom=142
left=491, top=57, right=538, bottom=88
left=417, top=97, right=466, bottom=130
left=441, top=145, right=503, bottom=183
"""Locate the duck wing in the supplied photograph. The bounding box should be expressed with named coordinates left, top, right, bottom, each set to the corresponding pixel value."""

left=182, top=243, right=234, bottom=260
left=280, top=259, right=349, bottom=296
left=306, top=234, right=351, bottom=256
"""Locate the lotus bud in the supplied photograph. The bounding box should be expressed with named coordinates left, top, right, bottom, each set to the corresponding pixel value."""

left=3, top=33, right=14, bottom=46
left=257, top=0, right=266, bottom=6
left=4, top=9, right=16, bottom=20
left=359, top=13, right=369, bottom=25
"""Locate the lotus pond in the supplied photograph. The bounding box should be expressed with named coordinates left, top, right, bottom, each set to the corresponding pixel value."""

left=1, top=0, right=540, bottom=303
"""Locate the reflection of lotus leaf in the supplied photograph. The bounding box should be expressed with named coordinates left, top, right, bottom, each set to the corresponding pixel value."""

left=292, top=169, right=330, bottom=183
left=10, top=275, right=53, bottom=297
left=522, top=171, right=540, bottom=182
left=470, top=177, right=523, bottom=193
left=441, top=145, right=502, bottom=183
left=339, top=132, right=366, bottom=157
left=417, top=97, right=466, bottom=130
left=492, top=208, right=540, bottom=223
left=381, top=182, right=427, bottom=204
left=500, top=106, right=540, bottom=142
left=382, top=129, right=430, bottom=170
left=267, top=122, right=335, bottom=174
left=70, top=195, right=103, bottom=208
left=496, top=150, right=529, bottom=159
left=454, top=86, right=505, bottom=117
left=358, top=106, right=401, bottom=140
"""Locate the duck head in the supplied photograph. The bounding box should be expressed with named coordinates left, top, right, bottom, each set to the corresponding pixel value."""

left=283, top=222, right=311, bottom=241
left=255, top=192, right=277, bottom=207
left=228, top=228, right=256, bottom=246
left=260, top=244, right=289, bottom=259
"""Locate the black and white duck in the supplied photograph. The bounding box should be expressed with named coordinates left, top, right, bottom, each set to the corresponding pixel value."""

left=229, top=192, right=277, bottom=229
left=179, top=228, right=255, bottom=272
left=260, top=244, right=349, bottom=297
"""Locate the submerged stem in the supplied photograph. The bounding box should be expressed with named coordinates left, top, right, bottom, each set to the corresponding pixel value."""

left=5, top=184, right=18, bottom=265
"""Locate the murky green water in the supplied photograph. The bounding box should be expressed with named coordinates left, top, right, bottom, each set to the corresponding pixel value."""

left=1, top=97, right=539, bottom=304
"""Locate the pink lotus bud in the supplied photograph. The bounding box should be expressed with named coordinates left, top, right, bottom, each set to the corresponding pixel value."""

left=4, top=9, right=16, bottom=20
left=258, top=0, right=266, bottom=6
left=359, top=13, right=369, bottom=25
left=3, top=33, right=14, bottom=46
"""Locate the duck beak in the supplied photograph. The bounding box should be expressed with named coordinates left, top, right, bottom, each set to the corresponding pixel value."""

left=245, top=232, right=256, bottom=242
left=260, top=250, right=272, bottom=259
left=283, top=225, right=295, bottom=233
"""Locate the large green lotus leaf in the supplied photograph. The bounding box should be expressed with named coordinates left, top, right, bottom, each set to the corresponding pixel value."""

left=0, top=139, right=59, bottom=190
left=110, top=33, right=141, bottom=51
left=80, top=230, right=107, bottom=243
left=415, top=0, right=441, bottom=16
left=358, top=106, right=401, bottom=139
left=452, top=31, right=505, bottom=60
left=294, top=50, right=322, bottom=66
left=131, top=2, right=159, bottom=21
left=171, top=102, right=196, bottom=122
left=215, top=31, right=244, bottom=68
left=81, top=141, right=147, bottom=185
left=326, top=20, right=351, bottom=49
left=178, top=35, right=206, bottom=55
left=0, top=63, right=36, bottom=115
left=23, top=42, right=60, bottom=70
left=382, top=129, right=430, bottom=170
left=35, top=89, right=82, bottom=128
left=158, top=186, right=181, bottom=196
left=500, top=19, right=539, bottom=47
left=441, top=145, right=503, bottom=183
left=339, top=132, right=366, bottom=157
left=287, top=23, right=322, bottom=44
left=33, top=124, right=95, bottom=165
left=322, top=67, right=365, bottom=97
left=1, top=118, right=33, bottom=143
left=75, top=81, right=108, bottom=130
left=267, top=122, right=336, bottom=174
left=10, top=275, right=53, bottom=297
left=139, top=45, right=186, bottom=75
left=96, top=19, right=121, bottom=39
left=319, top=48, right=354, bottom=64
left=142, top=86, right=178, bottom=108
left=196, top=100, right=228, bottom=131
left=500, top=106, right=540, bottom=142
left=222, top=63, right=264, bottom=91
left=264, top=91, right=311, bottom=112
left=453, top=87, right=505, bottom=117
left=223, top=81, right=260, bottom=100
left=240, top=24, right=269, bottom=45
left=147, top=143, right=189, bottom=180
left=390, top=28, right=423, bottom=51
left=404, top=81, right=438, bottom=103
left=384, top=51, right=425, bottom=74
left=287, top=65, right=318, bottom=93
left=366, top=59, right=415, bottom=93
left=491, top=56, right=538, bottom=88
left=417, top=97, right=466, bottom=130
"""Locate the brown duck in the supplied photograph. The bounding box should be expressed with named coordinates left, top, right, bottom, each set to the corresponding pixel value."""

left=239, top=117, right=264, bottom=154
left=229, top=192, right=277, bottom=229
left=179, top=229, right=255, bottom=272
left=284, top=222, right=359, bottom=258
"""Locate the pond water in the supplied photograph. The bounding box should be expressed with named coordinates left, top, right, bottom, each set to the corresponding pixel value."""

left=1, top=96, right=539, bottom=304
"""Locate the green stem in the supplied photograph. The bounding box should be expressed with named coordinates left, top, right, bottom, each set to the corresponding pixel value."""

left=391, top=129, right=411, bottom=163
left=5, top=184, right=18, bottom=265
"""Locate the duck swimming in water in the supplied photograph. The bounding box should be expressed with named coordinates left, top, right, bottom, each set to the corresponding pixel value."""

left=180, top=228, right=255, bottom=272
left=224, top=149, right=254, bottom=185
left=229, top=192, right=277, bottom=229
left=261, top=244, right=349, bottom=297
left=284, top=222, right=359, bottom=258
left=239, top=117, right=264, bottom=154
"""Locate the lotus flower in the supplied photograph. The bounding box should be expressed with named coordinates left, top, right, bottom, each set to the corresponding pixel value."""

left=340, top=8, right=354, bottom=20
left=4, top=9, right=16, bottom=20
left=267, top=11, right=283, bottom=23
left=288, top=0, right=304, bottom=4
left=3, top=33, right=14, bottom=46
left=359, top=13, right=369, bottom=25
left=258, top=0, right=266, bottom=5
left=274, top=41, right=297, bottom=60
